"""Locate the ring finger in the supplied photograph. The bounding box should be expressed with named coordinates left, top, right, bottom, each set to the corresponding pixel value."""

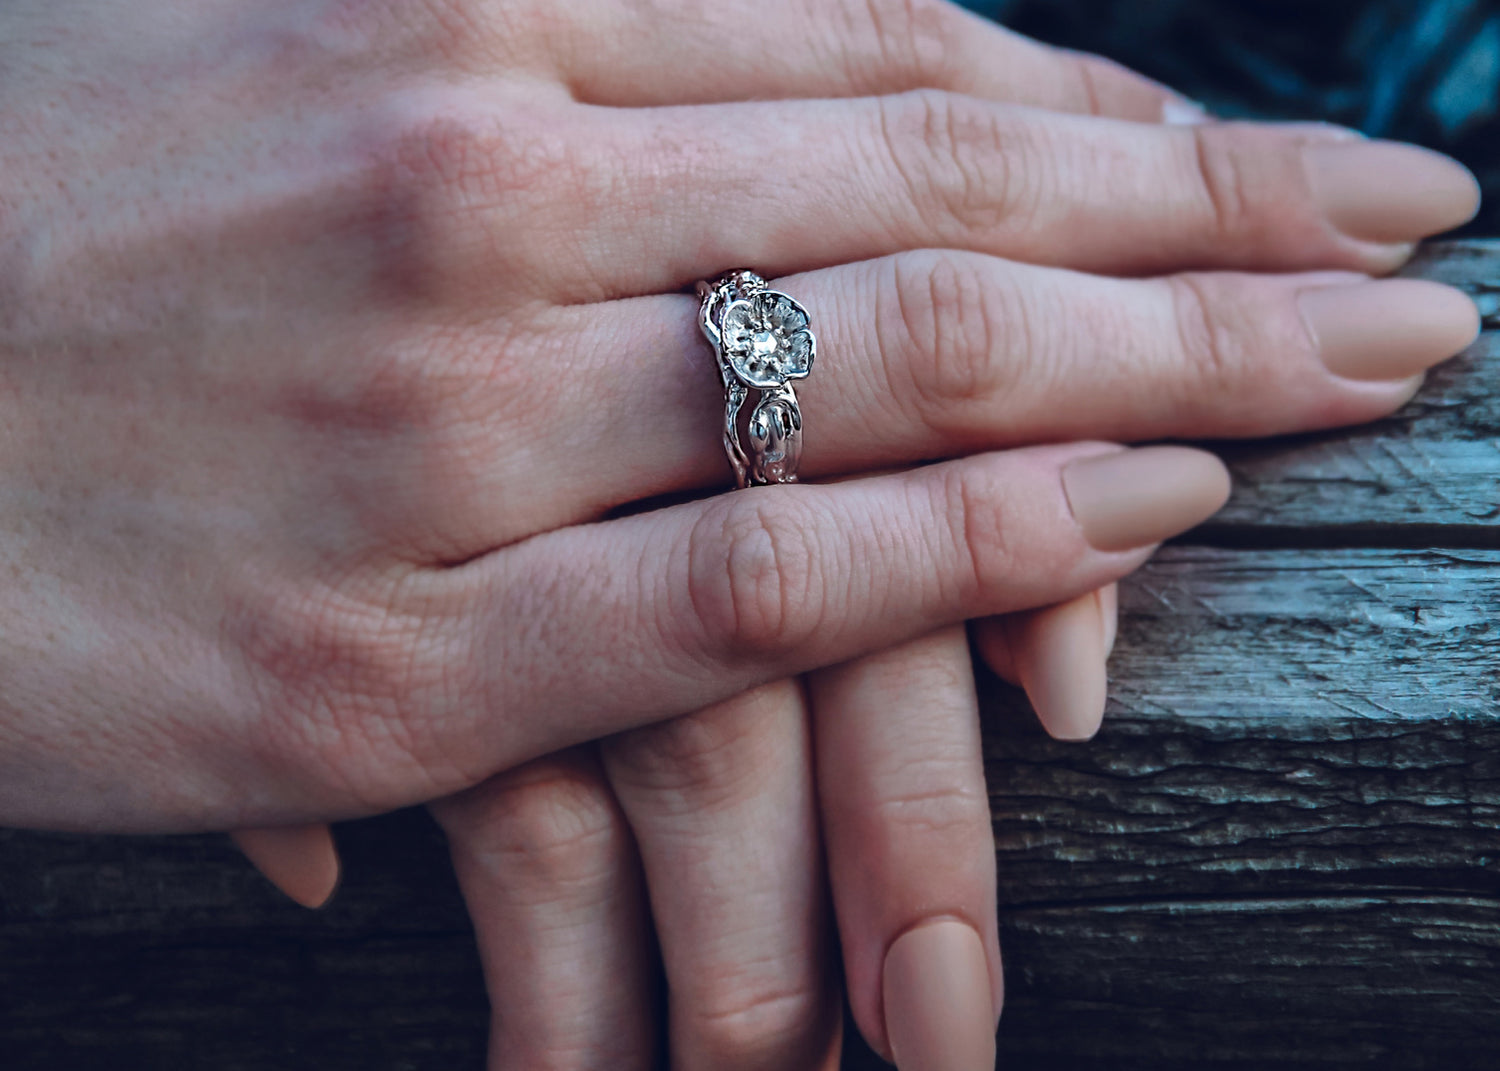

left=424, top=256, right=1475, bottom=549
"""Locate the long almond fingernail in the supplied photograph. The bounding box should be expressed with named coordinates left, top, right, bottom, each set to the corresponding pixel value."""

left=1305, top=141, right=1480, bottom=244
left=884, top=920, right=995, bottom=1071
left=1300, top=279, right=1481, bottom=381
left=1018, top=593, right=1109, bottom=742
left=1098, top=584, right=1119, bottom=657
left=1062, top=447, right=1231, bottom=553
left=1161, top=98, right=1210, bottom=126
left=231, top=824, right=342, bottom=909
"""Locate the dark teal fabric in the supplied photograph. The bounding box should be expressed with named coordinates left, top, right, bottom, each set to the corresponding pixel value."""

left=960, top=0, right=1498, bottom=233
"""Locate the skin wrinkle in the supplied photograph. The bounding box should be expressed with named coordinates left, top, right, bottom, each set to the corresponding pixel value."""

left=1191, top=122, right=1251, bottom=250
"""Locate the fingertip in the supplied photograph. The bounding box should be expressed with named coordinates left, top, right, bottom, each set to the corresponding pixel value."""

left=882, top=919, right=997, bottom=1071
left=1098, top=583, right=1120, bottom=659
left=1016, top=593, right=1109, bottom=742
left=231, top=823, right=342, bottom=910
left=1062, top=445, right=1232, bottom=553
left=1162, top=97, right=1211, bottom=126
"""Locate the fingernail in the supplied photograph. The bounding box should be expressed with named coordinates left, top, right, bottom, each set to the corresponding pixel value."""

left=1098, top=584, right=1119, bottom=658
left=1162, top=98, right=1210, bottom=126
left=1019, top=593, right=1108, bottom=742
left=1301, top=279, right=1481, bottom=381
left=1063, top=447, right=1231, bottom=553
left=1305, top=141, right=1480, bottom=244
left=1267, top=121, right=1366, bottom=142
left=231, top=824, right=342, bottom=909
left=883, top=920, right=995, bottom=1071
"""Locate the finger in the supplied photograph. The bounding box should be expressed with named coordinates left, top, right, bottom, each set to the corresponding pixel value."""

left=523, top=260, right=1476, bottom=519
left=973, top=584, right=1119, bottom=742
left=486, top=100, right=1476, bottom=301
left=807, top=626, right=998, bottom=1069
left=546, top=0, right=1186, bottom=119
left=601, top=681, right=841, bottom=1071
left=418, top=443, right=1231, bottom=786
left=428, top=751, right=657, bottom=1070
left=230, top=823, right=341, bottom=909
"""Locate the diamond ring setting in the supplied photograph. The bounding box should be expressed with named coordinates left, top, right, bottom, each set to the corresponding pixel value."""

left=696, top=270, right=816, bottom=488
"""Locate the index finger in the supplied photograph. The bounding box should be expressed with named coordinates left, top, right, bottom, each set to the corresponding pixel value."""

left=444, top=444, right=1230, bottom=777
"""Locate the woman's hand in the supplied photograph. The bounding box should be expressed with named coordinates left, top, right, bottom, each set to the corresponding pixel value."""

left=423, top=585, right=1122, bottom=1070
left=2, top=1, right=1478, bottom=1066
left=10, top=0, right=1479, bottom=828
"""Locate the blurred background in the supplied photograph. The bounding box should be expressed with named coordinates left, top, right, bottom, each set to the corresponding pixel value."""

left=961, top=0, right=1498, bottom=233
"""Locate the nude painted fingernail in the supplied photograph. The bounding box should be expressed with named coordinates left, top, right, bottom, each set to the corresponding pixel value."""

left=1062, top=447, right=1231, bottom=553
left=1267, top=121, right=1366, bottom=141
left=1305, top=141, right=1480, bottom=243
left=231, top=824, right=341, bottom=909
left=1301, top=279, right=1481, bottom=381
left=1098, top=584, right=1119, bottom=658
left=884, top=920, right=995, bottom=1071
left=1019, top=593, right=1108, bottom=742
left=1162, top=98, right=1210, bottom=126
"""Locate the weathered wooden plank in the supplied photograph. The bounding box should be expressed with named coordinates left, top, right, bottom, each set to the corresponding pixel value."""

left=991, top=895, right=1500, bottom=1071
left=972, top=544, right=1500, bottom=1069
left=1211, top=239, right=1500, bottom=533
left=0, top=808, right=490, bottom=1071
left=1108, top=546, right=1499, bottom=722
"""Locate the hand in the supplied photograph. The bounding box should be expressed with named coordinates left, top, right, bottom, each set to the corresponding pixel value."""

left=421, top=587, right=1123, bottom=1070
left=211, top=4, right=1476, bottom=1062
left=12, top=0, right=1474, bottom=826
left=1, top=1, right=1477, bottom=1067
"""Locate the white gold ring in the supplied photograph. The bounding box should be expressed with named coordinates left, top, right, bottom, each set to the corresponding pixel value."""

left=696, top=270, right=817, bottom=488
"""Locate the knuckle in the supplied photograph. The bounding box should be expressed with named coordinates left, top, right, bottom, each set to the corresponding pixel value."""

left=690, top=982, right=832, bottom=1068
left=884, top=251, right=1013, bottom=423
left=877, top=89, right=1026, bottom=238
left=940, top=462, right=1015, bottom=601
left=844, top=0, right=959, bottom=88
left=1065, top=50, right=1109, bottom=116
left=1188, top=124, right=1255, bottom=243
left=276, top=332, right=455, bottom=441
left=871, top=775, right=991, bottom=844
left=1165, top=273, right=1254, bottom=394
left=459, top=767, right=622, bottom=887
left=351, top=91, right=572, bottom=304
left=1061, top=50, right=1145, bottom=117
left=684, top=496, right=824, bottom=662
left=607, top=687, right=790, bottom=810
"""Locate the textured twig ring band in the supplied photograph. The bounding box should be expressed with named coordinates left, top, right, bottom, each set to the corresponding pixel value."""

left=696, top=270, right=817, bottom=488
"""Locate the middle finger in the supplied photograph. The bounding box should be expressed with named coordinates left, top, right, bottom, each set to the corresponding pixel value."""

left=432, top=94, right=1478, bottom=303
left=601, top=680, right=842, bottom=1071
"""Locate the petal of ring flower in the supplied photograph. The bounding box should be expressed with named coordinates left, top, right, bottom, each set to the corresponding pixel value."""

left=721, top=291, right=816, bottom=389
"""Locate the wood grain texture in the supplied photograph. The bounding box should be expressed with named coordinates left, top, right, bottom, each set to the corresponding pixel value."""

left=1213, top=240, right=1500, bottom=535
left=977, top=544, right=1500, bottom=1070
left=3, top=242, right=1499, bottom=1070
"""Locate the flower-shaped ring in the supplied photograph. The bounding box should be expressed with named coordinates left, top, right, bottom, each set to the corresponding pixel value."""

left=696, top=270, right=817, bottom=488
